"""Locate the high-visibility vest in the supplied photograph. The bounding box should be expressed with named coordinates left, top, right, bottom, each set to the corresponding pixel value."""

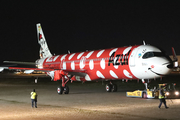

left=31, top=92, right=37, bottom=99
left=159, top=89, right=165, bottom=99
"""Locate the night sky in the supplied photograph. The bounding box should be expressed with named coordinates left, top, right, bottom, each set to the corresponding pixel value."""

left=0, top=1, right=180, bottom=64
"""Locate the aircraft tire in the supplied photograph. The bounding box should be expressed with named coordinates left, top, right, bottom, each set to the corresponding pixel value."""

left=111, top=84, right=117, bottom=92
left=106, top=84, right=112, bottom=92
left=64, top=85, right=69, bottom=94
left=57, top=86, right=63, bottom=94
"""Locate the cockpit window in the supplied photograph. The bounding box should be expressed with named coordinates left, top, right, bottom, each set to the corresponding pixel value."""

left=142, top=52, right=165, bottom=59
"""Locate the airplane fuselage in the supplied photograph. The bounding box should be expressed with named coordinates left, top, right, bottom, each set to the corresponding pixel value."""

left=36, top=45, right=172, bottom=81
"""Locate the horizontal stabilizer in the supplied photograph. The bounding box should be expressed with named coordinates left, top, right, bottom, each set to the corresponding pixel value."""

left=0, top=68, right=4, bottom=72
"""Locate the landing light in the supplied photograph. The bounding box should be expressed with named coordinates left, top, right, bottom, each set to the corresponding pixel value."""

left=175, top=91, right=179, bottom=96
left=166, top=92, right=170, bottom=96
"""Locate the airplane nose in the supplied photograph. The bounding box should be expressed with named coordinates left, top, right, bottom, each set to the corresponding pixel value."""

left=149, top=61, right=173, bottom=76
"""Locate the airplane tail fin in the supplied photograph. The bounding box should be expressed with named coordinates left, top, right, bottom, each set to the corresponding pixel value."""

left=172, top=47, right=178, bottom=67
left=36, top=23, right=52, bottom=58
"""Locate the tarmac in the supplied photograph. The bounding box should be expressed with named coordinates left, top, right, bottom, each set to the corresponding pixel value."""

left=0, top=77, right=180, bottom=120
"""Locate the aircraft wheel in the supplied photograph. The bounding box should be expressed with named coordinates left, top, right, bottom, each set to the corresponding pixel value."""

left=106, top=84, right=112, bottom=92
left=64, top=85, right=69, bottom=94
left=143, top=92, right=147, bottom=99
left=57, top=86, right=63, bottom=94
left=111, top=84, right=117, bottom=92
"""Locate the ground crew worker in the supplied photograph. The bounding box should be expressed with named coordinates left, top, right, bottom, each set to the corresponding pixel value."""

left=158, top=86, right=168, bottom=109
left=31, top=89, right=37, bottom=108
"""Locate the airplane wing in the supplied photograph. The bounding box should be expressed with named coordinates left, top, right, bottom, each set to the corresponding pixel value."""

left=0, top=67, right=53, bottom=73
left=0, top=66, right=87, bottom=77
left=3, top=61, right=35, bottom=65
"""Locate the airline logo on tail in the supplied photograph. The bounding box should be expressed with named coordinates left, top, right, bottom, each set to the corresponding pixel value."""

left=38, top=25, right=41, bottom=32
left=38, top=25, right=43, bottom=41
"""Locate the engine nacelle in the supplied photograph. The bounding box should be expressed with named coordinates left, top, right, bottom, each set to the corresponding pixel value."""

left=35, top=58, right=46, bottom=69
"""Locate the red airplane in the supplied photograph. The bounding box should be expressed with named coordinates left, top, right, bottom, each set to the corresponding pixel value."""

left=0, top=23, right=175, bottom=95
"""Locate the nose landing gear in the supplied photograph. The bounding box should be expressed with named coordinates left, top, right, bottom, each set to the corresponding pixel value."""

left=106, top=81, right=117, bottom=92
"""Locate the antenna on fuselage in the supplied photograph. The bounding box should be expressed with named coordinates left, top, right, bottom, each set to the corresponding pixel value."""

left=143, top=41, right=146, bottom=45
left=68, top=50, right=71, bottom=54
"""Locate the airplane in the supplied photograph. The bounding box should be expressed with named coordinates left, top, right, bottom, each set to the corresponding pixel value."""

left=0, top=23, right=175, bottom=95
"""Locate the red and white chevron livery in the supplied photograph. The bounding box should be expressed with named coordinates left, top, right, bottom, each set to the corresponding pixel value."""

left=0, top=23, right=173, bottom=94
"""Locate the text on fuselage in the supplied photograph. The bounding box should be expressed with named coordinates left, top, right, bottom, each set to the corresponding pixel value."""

left=108, top=50, right=131, bottom=66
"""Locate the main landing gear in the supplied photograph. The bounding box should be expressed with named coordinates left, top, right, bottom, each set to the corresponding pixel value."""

left=105, top=81, right=117, bottom=92
left=55, top=70, right=70, bottom=95
left=57, top=85, right=69, bottom=94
